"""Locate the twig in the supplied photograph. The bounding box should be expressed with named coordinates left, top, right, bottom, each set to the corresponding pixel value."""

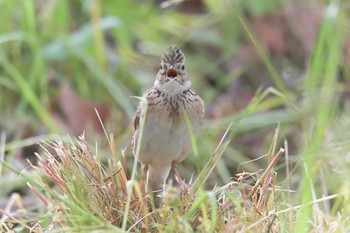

left=284, top=139, right=291, bottom=203
left=247, top=148, right=285, bottom=199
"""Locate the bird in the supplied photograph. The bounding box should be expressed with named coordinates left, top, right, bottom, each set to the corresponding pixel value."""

left=132, top=44, right=205, bottom=205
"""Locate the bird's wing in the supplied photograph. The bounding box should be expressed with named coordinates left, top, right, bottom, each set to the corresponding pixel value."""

left=133, top=105, right=141, bottom=132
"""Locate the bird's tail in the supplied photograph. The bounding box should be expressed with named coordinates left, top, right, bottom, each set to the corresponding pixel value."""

left=147, top=164, right=171, bottom=207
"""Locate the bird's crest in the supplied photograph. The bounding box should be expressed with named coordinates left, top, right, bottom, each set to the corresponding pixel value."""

left=161, top=44, right=185, bottom=65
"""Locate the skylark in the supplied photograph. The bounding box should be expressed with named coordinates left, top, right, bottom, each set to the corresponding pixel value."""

left=132, top=45, right=205, bottom=201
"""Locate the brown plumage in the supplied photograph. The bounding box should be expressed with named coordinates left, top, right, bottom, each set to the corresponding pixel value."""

left=132, top=45, right=205, bottom=206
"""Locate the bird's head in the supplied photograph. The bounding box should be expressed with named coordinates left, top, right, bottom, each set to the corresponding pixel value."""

left=154, top=45, right=191, bottom=93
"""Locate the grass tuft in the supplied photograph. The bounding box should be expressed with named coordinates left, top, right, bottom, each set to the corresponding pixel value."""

left=1, top=125, right=298, bottom=232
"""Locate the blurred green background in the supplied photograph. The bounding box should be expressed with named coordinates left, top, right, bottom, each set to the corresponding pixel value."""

left=1, top=0, right=350, bottom=230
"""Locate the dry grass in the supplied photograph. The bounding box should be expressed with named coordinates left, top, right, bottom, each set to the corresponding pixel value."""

left=2, top=118, right=349, bottom=232
left=1, top=126, right=292, bottom=232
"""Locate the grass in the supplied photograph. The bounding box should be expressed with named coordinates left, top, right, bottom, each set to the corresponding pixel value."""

left=1, top=0, right=350, bottom=232
left=1, top=125, right=282, bottom=232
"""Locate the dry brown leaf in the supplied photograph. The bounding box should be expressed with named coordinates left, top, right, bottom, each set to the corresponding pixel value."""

left=59, top=82, right=110, bottom=135
left=252, top=10, right=288, bottom=56
left=284, top=3, right=323, bottom=56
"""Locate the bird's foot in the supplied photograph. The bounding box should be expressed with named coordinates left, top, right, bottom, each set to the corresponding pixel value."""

left=171, top=162, right=191, bottom=194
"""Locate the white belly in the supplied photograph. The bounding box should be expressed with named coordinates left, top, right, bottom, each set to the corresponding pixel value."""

left=138, top=111, right=193, bottom=167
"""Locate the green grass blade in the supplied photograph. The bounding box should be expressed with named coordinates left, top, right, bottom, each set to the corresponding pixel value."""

left=189, top=123, right=232, bottom=197
left=0, top=56, right=58, bottom=132
left=297, top=2, right=344, bottom=231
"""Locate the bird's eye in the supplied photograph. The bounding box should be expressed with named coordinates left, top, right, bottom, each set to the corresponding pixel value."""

left=160, top=63, right=165, bottom=70
left=181, top=64, right=185, bottom=71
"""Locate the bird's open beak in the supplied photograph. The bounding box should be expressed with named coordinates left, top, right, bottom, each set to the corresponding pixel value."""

left=166, top=67, right=177, bottom=78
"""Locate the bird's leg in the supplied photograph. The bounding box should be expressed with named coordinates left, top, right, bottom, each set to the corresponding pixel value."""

left=171, top=161, right=184, bottom=185
left=171, top=161, right=190, bottom=193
